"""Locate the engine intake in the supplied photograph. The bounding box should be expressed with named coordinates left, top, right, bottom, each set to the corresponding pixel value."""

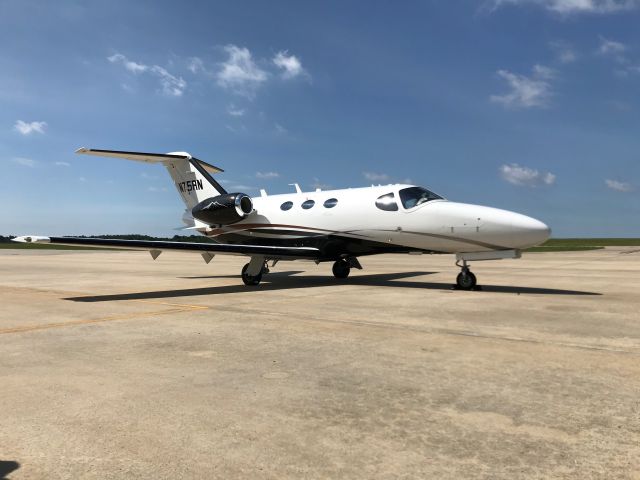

left=192, top=193, right=253, bottom=225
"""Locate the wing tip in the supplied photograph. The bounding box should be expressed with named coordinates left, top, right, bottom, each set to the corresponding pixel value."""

left=75, top=147, right=89, bottom=155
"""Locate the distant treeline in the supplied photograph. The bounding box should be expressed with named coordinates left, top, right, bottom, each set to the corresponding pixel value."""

left=0, top=234, right=215, bottom=243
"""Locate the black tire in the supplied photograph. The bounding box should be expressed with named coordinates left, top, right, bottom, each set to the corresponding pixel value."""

left=456, top=270, right=477, bottom=290
left=241, top=263, right=262, bottom=286
left=332, top=260, right=351, bottom=279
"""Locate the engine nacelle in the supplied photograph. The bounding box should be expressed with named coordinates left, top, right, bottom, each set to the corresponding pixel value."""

left=191, top=193, right=253, bottom=226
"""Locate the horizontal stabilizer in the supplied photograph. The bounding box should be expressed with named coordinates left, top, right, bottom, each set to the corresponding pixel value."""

left=75, top=148, right=224, bottom=174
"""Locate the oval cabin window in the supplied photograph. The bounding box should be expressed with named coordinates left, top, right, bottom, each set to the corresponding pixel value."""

left=301, top=199, right=315, bottom=210
left=323, top=198, right=338, bottom=208
left=280, top=201, right=293, bottom=211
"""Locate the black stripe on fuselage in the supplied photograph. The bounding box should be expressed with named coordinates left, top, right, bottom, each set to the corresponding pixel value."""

left=245, top=228, right=327, bottom=237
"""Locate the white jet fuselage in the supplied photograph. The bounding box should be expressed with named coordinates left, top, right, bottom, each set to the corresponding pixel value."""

left=203, top=184, right=550, bottom=255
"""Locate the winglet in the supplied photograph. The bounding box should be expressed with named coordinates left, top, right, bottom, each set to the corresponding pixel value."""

left=13, top=236, right=51, bottom=244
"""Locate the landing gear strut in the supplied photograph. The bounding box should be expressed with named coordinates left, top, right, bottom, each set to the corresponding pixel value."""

left=332, top=259, right=351, bottom=279
left=455, top=260, right=478, bottom=290
left=241, top=261, right=268, bottom=286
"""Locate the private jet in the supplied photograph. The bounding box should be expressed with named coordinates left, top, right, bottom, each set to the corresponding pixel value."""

left=14, top=148, right=551, bottom=290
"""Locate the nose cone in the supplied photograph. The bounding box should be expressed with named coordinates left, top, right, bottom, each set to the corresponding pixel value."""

left=454, top=204, right=550, bottom=249
left=509, top=214, right=551, bottom=248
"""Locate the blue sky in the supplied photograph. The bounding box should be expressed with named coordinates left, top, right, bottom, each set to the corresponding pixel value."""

left=1, top=0, right=639, bottom=237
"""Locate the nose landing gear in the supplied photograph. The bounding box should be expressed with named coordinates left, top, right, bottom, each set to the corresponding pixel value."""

left=455, top=259, right=479, bottom=290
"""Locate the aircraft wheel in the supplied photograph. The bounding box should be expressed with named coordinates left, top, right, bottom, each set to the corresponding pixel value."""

left=456, top=270, right=477, bottom=290
left=241, top=263, right=263, bottom=286
left=332, top=260, right=351, bottom=279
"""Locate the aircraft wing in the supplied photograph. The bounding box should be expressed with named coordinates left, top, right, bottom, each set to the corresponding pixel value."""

left=12, top=236, right=320, bottom=260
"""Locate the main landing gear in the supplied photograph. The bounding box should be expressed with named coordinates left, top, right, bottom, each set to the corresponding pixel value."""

left=241, top=261, right=269, bottom=286
left=332, top=259, right=351, bottom=279
left=331, top=257, right=362, bottom=280
left=455, top=259, right=479, bottom=291
left=242, top=257, right=362, bottom=286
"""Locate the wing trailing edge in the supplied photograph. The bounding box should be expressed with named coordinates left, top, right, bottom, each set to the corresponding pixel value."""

left=12, top=236, right=320, bottom=260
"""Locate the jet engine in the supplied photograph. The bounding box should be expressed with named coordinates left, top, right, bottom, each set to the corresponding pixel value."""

left=191, top=193, right=254, bottom=226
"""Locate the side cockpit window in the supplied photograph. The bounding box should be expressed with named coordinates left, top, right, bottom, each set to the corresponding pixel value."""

left=399, top=187, right=442, bottom=209
left=375, top=192, right=399, bottom=211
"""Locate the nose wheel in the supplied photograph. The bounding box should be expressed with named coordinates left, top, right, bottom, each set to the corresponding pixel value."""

left=455, top=260, right=479, bottom=290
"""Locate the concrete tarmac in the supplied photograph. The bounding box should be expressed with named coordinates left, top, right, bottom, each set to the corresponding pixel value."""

left=0, top=248, right=639, bottom=479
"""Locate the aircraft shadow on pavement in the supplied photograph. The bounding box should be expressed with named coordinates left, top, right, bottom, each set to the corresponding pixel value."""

left=176, top=270, right=307, bottom=279
left=0, top=461, right=20, bottom=479
left=65, top=271, right=601, bottom=302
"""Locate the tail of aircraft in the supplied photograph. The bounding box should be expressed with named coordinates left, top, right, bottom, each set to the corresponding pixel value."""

left=75, top=148, right=227, bottom=210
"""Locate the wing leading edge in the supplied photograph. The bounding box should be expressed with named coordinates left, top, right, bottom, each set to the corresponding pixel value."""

left=75, top=148, right=224, bottom=174
left=12, top=236, right=320, bottom=260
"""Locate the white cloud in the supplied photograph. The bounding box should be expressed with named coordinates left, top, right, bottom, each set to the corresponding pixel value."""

left=14, top=120, right=47, bottom=135
left=363, top=172, right=390, bottom=182
left=310, top=178, right=331, bottom=190
left=147, top=186, right=168, bottom=193
left=108, top=53, right=148, bottom=73
left=227, top=104, right=245, bottom=117
left=275, top=123, right=287, bottom=134
left=216, top=45, right=267, bottom=95
left=596, top=37, right=637, bottom=74
left=605, top=179, right=633, bottom=192
left=187, top=57, right=205, bottom=74
left=500, top=163, right=556, bottom=187
left=550, top=41, right=577, bottom=63
left=256, top=171, right=280, bottom=179
left=12, top=157, right=37, bottom=168
left=490, top=0, right=640, bottom=14
left=532, top=64, right=555, bottom=79
left=55, top=161, right=70, bottom=167
left=597, top=36, right=627, bottom=58
left=78, top=177, right=87, bottom=182
left=108, top=52, right=186, bottom=96
left=225, top=124, right=247, bottom=134
left=491, top=65, right=554, bottom=109
left=273, top=51, right=307, bottom=79
left=150, top=65, right=186, bottom=97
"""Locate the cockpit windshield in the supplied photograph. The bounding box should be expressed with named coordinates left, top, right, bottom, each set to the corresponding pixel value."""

left=398, top=187, right=443, bottom=209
